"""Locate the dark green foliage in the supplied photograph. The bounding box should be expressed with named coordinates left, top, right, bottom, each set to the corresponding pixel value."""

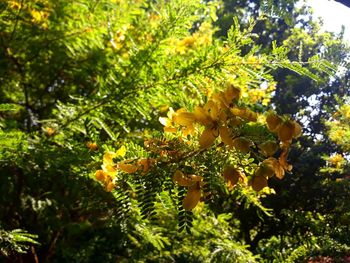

left=1, top=0, right=350, bottom=262
left=177, top=188, right=194, bottom=234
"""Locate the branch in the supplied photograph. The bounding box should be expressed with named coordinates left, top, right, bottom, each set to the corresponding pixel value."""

left=10, top=0, right=25, bottom=41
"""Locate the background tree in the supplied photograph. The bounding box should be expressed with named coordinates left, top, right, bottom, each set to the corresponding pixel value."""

left=213, top=0, right=350, bottom=261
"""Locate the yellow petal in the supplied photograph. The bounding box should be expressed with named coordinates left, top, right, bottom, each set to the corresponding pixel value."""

left=212, top=91, right=227, bottom=109
left=87, top=142, right=98, bottom=151
left=255, top=165, right=275, bottom=178
left=103, top=151, right=117, bottom=165
left=263, top=157, right=285, bottom=179
left=102, top=164, right=117, bottom=176
left=188, top=174, right=203, bottom=182
left=279, top=149, right=293, bottom=172
left=118, top=163, right=139, bottom=174
left=292, top=121, right=302, bottom=138
left=278, top=121, right=295, bottom=142
left=95, top=170, right=106, bottom=182
left=219, top=125, right=234, bottom=147
left=199, top=128, right=217, bottom=148
left=239, top=173, right=248, bottom=186
left=116, top=145, right=127, bottom=157
left=275, top=165, right=285, bottom=179
left=183, top=183, right=201, bottom=211
left=204, top=100, right=219, bottom=120
left=266, top=112, right=282, bottom=132
left=173, top=112, right=195, bottom=126
left=232, top=137, right=253, bottom=153
left=167, top=107, right=175, bottom=118
left=251, top=176, right=268, bottom=192
left=182, top=124, right=195, bottom=137
left=46, top=127, right=55, bottom=136
left=258, top=141, right=278, bottom=157
left=242, top=108, right=258, bottom=122
left=230, top=107, right=242, bottom=118
left=159, top=117, right=171, bottom=126
left=225, top=84, right=241, bottom=101
left=194, top=106, right=211, bottom=126
left=137, top=158, right=153, bottom=174
left=106, top=182, right=115, bottom=192
left=172, top=170, right=196, bottom=187
left=223, top=166, right=240, bottom=190
left=164, top=127, right=177, bottom=133
left=231, top=107, right=257, bottom=122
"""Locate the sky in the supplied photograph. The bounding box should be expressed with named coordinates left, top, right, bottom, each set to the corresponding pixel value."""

left=306, top=0, right=350, bottom=43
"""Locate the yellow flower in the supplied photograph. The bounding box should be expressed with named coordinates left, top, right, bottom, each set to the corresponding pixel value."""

left=95, top=170, right=106, bottom=182
left=328, top=154, right=344, bottom=168
left=171, top=108, right=196, bottom=136
left=258, top=141, right=278, bottom=157
left=266, top=112, right=302, bottom=143
left=223, top=166, right=244, bottom=190
left=118, top=162, right=139, bottom=174
left=230, top=106, right=257, bottom=122
left=183, top=182, right=201, bottom=211
left=9, top=0, right=22, bottom=9
left=172, top=170, right=202, bottom=187
left=95, top=169, right=116, bottom=192
left=194, top=100, right=232, bottom=148
left=232, top=137, right=253, bottom=153
left=251, top=175, right=268, bottom=192
left=159, top=107, right=178, bottom=133
left=45, top=127, right=55, bottom=136
left=102, top=163, right=117, bottom=177
left=95, top=146, right=128, bottom=191
left=211, top=84, right=241, bottom=109
left=255, top=149, right=293, bottom=182
left=106, top=182, right=115, bottom=192
left=175, top=36, right=196, bottom=54
left=103, top=151, right=118, bottom=166
left=87, top=141, right=98, bottom=151
left=137, top=158, right=154, bottom=174
left=260, top=157, right=285, bottom=179
left=266, top=112, right=283, bottom=132
left=278, top=148, right=293, bottom=172
left=172, top=170, right=203, bottom=211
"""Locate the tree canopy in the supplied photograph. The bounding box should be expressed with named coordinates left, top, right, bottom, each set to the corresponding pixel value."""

left=1, top=0, right=350, bottom=262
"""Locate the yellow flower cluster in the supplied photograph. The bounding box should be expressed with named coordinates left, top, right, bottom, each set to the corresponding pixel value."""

left=247, top=84, right=276, bottom=106
left=9, top=0, right=22, bottom=9
left=160, top=84, right=257, bottom=150
left=94, top=84, right=302, bottom=211
left=94, top=146, right=154, bottom=191
left=326, top=103, right=350, bottom=154
left=173, top=22, right=213, bottom=54
left=242, top=112, right=302, bottom=191
left=342, top=105, right=350, bottom=119
left=161, top=85, right=302, bottom=198
left=328, top=154, right=345, bottom=168
left=30, top=9, right=50, bottom=24
left=9, top=1, right=51, bottom=28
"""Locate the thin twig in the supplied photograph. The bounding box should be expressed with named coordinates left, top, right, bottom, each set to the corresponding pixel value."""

left=10, top=0, right=25, bottom=41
